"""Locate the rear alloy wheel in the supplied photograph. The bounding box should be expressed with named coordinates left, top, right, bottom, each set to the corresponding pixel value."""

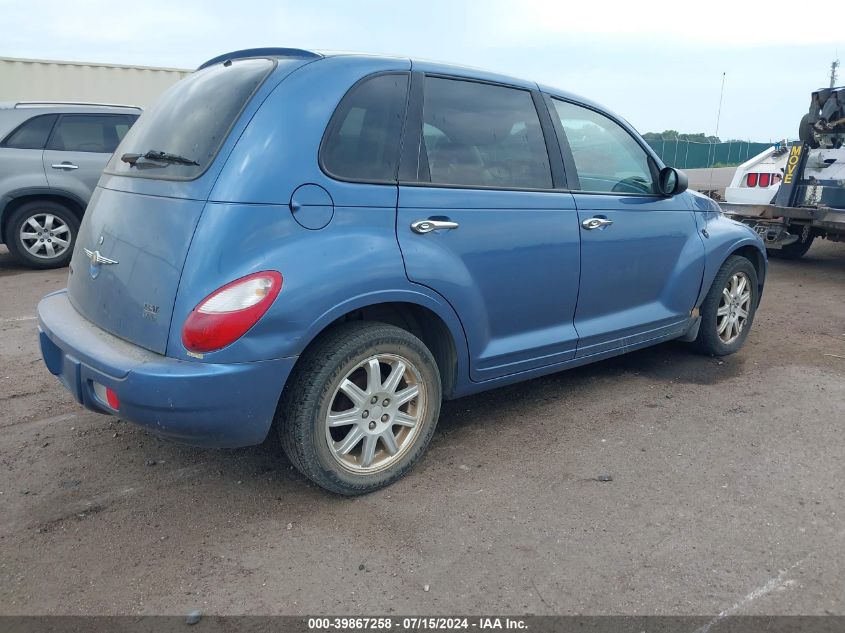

left=325, top=353, right=426, bottom=474
left=693, top=255, right=759, bottom=356
left=6, top=200, right=79, bottom=269
left=279, top=321, right=441, bottom=495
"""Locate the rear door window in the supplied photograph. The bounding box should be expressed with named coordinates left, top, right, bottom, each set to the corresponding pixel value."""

left=321, top=73, right=410, bottom=182
left=106, top=58, right=275, bottom=179
left=47, top=114, right=137, bottom=153
left=1, top=114, right=58, bottom=149
left=418, top=77, right=552, bottom=189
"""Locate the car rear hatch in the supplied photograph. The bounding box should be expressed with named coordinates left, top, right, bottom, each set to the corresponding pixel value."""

left=66, top=55, right=316, bottom=354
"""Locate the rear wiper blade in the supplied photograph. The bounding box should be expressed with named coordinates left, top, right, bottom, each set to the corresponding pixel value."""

left=121, top=150, right=199, bottom=167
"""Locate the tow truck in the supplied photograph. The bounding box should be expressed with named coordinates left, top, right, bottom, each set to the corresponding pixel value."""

left=720, top=85, right=845, bottom=259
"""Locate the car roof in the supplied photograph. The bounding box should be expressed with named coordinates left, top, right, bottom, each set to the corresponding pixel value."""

left=194, top=49, right=647, bottom=147
left=197, top=48, right=599, bottom=104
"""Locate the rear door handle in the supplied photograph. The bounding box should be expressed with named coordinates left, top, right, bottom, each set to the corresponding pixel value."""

left=51, top=162, right=79, bottom=170
left=581, top=217, right=613, bottom=230
left=411, top=219, right=459, bottom=234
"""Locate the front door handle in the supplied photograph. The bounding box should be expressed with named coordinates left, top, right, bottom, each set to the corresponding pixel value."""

left=51, top=162, right=79, bottom=170
left=411, top=219, right=459, bottom=234
left=581, top=217, right=613, bottom=230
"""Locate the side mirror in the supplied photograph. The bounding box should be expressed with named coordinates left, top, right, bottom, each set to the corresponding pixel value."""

left=658, top=167, right=688, bottom=196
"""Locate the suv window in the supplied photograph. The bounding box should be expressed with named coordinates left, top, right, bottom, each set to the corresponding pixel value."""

left=419, top=77, right=551, bottom=189
left=321, top=73, right=409, bottom=182
left=47, top=114, right=137, bottom=153
left=106, top=58, right=275, bottom=179
left=1, top=114, right=58, bottom=150
left=551, top=99, right=656, bottom=194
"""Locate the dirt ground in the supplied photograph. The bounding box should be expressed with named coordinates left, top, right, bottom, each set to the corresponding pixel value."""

left=1, top=240, right=843, bottom=617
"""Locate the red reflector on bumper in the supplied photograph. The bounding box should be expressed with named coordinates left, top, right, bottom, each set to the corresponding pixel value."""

left=93, top=382, right=120, bottom=411
left=106, top=387, right=120, bottom=410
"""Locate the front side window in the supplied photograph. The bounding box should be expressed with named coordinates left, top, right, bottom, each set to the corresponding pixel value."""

left=552, top=99, right=656, bottom=194
left=321, top=73, right=409, bottom=182
left=47, top=114, right=137, bottom=153
left=419, top=77, right=552, bottom=189
left=2, top=114, right=57, bottom=150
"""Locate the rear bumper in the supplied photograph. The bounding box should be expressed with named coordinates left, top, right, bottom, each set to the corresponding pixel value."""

left=37, top=290, right=296, bottom=448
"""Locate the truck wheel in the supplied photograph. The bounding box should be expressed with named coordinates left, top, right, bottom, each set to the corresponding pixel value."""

left=769, top=229, right=815, bottom=260
left=278, top=321, right=442, bottom=495
left=5, top=200, right=79, bottom=269
left=694, top=255, right=759, bottom=356
left=798, top=114, right=819, bottom=148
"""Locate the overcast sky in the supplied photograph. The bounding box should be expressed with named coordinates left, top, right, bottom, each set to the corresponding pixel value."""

left=3, top=0, right=841, bottom=141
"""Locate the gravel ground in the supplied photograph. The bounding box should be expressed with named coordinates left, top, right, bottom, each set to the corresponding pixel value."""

left=0, top=240, right=843, bottom=616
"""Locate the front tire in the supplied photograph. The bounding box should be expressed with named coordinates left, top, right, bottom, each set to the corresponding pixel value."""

left=5, top=200, right=79, bottom=269
left=278, top=321, right=442, bottom=495
left=694, top=255, right=759, bottom=356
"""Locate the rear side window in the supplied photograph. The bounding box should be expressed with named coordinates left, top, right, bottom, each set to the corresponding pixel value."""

left=2, top=114, right=57, bottom=149
left=47, top=114, right=137, bottom=153
left=106, top=58, right=275, bottom=179
left=419, top=77, right=552, bottom=189
left=551, top=99, right=656, bottom=194
left=321, top=73, right=409, bottom=182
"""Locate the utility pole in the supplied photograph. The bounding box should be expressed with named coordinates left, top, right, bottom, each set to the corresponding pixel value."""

left=832, top=58, right=840, bottom=88
left=708, top=72, right=726, bottom=190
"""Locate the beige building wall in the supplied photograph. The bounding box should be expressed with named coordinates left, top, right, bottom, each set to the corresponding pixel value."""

left=0, top=56, right=191, bottom=108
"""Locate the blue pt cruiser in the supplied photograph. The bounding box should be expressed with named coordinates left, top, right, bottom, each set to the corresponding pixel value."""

left=38, top=49, right=766, bottom=494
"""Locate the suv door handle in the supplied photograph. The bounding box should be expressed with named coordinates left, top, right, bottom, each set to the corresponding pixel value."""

left=411, top=219, right=459, bottom=234
left=581, top=217, right=613, bottom=230
left=51, top=162, right=79, bottom=170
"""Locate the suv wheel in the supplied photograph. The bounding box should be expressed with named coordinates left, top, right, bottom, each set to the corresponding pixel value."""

left=279, top=321, right=442, bottom=495
left=693, top=255, right=759, bottom=356
left=5, top=200, right=79, bottom=269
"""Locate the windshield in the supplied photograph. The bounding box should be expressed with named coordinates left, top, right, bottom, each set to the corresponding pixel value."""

left=106, top=58, right=275, bottom=180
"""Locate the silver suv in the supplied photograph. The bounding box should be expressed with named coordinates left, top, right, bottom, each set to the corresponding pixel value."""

left=0, top=102, right=140, bottom=268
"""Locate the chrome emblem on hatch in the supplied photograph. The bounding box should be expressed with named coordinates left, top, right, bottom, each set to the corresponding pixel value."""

left=83, top=248, right=118, bottom=266
left=83, top=248, right=118, bottom=279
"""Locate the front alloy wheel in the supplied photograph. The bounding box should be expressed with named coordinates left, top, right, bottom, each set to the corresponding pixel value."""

left=694, top=255, right=759, bottom=356
left=715, top=272, right=752, bottom=344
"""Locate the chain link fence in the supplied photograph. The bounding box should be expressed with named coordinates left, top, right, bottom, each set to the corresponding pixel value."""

left=645, top=139, right=782, bottom=169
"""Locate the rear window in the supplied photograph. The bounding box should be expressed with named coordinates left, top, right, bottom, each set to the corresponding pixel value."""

left=106, top=58, right=274, bottom=179
left=2, top=114, right=58, bottom=150
left=47, top=114, right=137, bottom=153
left=320, top=73, right=409, bottom=182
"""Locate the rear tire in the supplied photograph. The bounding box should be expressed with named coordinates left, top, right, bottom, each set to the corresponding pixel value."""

left=278, top=321, right=442, bottom=495
left=693, top=255, right=759, bottom=356
left=768, top=227, right=815, bottom=260
left=5, top=200, right=79, bottom=269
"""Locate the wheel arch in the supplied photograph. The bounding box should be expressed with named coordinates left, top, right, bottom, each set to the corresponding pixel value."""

left=696, top=235, right=767, bottom=309
left=293, top=294, right=468, bottom=400
left=726, top=243, right=766, bottom=296
left=0, top=188, right=86, bottom=243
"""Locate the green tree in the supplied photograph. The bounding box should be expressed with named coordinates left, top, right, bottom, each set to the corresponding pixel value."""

left=642, top=130, right=721, bottom=143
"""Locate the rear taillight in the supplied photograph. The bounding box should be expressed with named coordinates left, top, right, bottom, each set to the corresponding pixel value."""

left=746, top=173, right=776, bottom=187
left=181, top=271, right=283, bottom=354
